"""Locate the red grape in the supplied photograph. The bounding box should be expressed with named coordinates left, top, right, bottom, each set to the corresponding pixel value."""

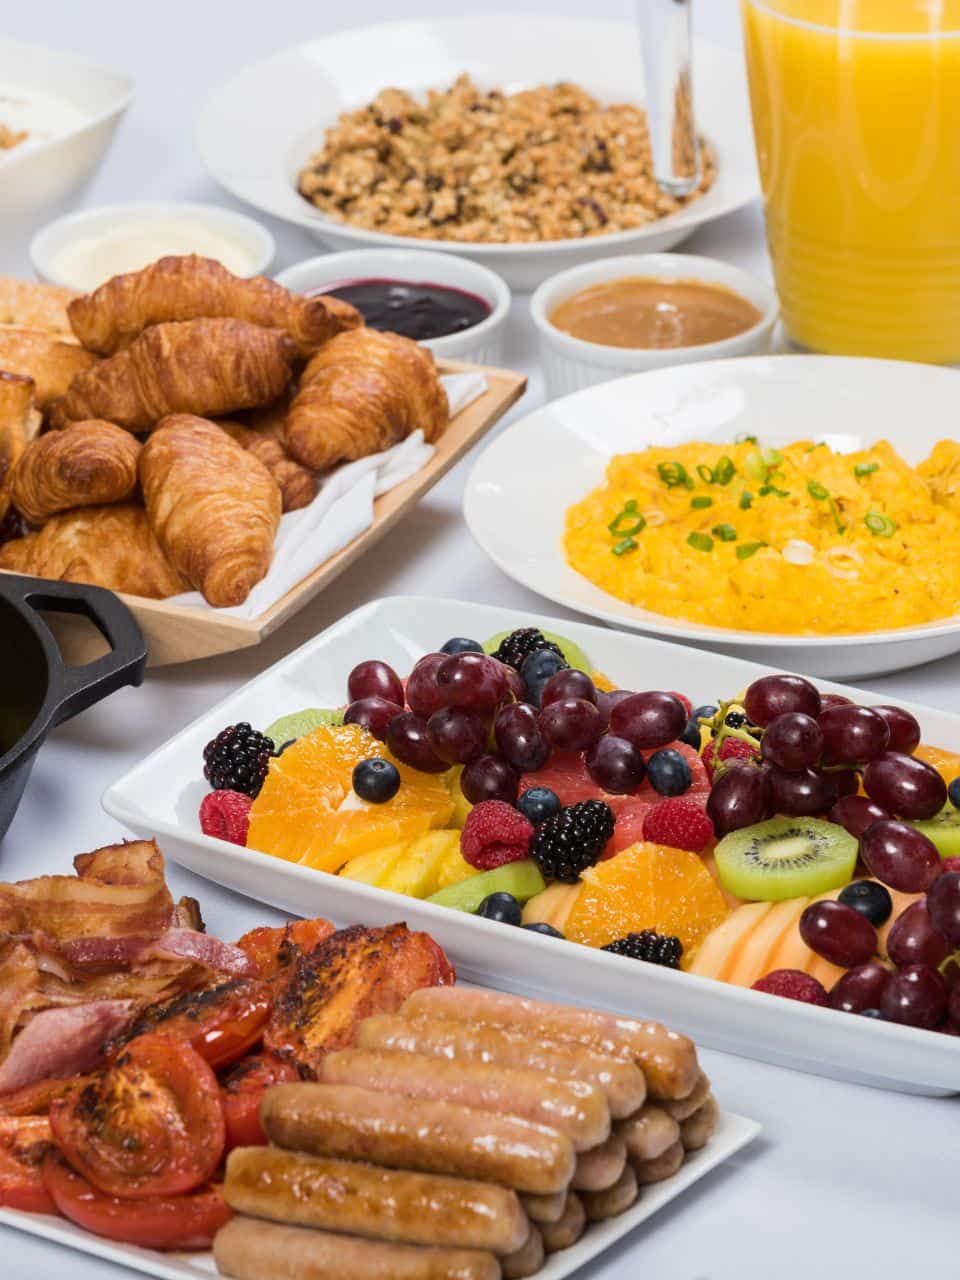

left=880, top=964, right=948, bottom=1029
left=426, top=707, right=488, bottom=765
left=829, top=794, right=890, bottom=839
left=406, top=653, right=448, bottom=717
left=860, top=820, right=941, bottom=892
left=926, top=870, right=960, bottom=947
left=829, top=963, right=891, bottom=1014
left=871, top=705, right=921, bottom=755
left=831, top=770, right=861, bottom=799
left=504, top=665, right=526, bottom=703
left=494, top=703, right=550, bottom=773
left=706, top=763, right=769, bottom=836
left=862, top=752, right=946, bottom=820
left=799, top=900, right=876, bottom=968
left=385, top=711, right=448, bottom=773
left=540, top=670, right=597, bottom=707
left=744, top=674, right=821, bottom=727
left=436, top=653, right=508, bottom=712
left=767, top=766, right=834, bottom=817
left=819, top=705, right=890, bottom=764
left=596, top=690, right=634, bottom=730
left=949, top=983, right=960, bottom=1030
left=820, top=693, right=853, bottom=709
left=761, top=712, right=823, bottom=770
left=347, top=659, right=404, bottom=707
left=886, top=902, right=951, bottom=970
left=585, top=736, right=646, bottom=794
left=461, top=755, right=519, bottom=805
left=538, top=698, right=604, bottom=752
left=344, top=696, right=403, bottom=741
left=609, top=691, right=687, bottom=749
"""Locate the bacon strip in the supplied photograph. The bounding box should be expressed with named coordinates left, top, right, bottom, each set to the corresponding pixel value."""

left=0, top=1001, right=134, bottom=1093
left=139, top=929, right=257, bottom=977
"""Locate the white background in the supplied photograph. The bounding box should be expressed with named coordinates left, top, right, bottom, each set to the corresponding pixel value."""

left=2, top=2, right=958, bottom=1277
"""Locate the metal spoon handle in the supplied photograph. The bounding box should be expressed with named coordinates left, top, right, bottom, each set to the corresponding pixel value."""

left=638, top=0, right=701, bottom=196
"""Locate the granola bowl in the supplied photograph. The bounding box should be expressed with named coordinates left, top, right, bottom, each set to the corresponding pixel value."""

left=196, top=17, right=759, bottom=291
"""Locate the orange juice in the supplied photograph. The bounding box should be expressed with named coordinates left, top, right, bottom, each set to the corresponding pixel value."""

left=742, top=0, right=960, bottom=362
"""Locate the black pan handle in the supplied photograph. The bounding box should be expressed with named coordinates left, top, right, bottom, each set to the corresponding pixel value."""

left=6, top=576, right=147, bottom=727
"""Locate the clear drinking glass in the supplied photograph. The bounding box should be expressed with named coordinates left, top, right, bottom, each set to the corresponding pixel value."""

left=741, top=1, right=960, bottom=362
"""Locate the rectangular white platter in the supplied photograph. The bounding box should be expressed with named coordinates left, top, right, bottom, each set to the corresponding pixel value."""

left=0, top=1108, right=760, bottom=1280
left=103, top=596, right=960, bottom=1096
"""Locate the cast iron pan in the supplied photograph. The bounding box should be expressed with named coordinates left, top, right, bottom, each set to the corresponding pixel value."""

left=0, top=574, right=147, bottom=843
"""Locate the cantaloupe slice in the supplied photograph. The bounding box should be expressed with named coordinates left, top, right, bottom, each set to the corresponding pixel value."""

left=686, top=901, right=773, bottom=978
left=521, top=881, right=581, bottom=935
left=724, top=898, right=809, bottom=988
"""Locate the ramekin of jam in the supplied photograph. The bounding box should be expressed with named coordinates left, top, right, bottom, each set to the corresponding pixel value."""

left=275, top=248, right=511, bottom=364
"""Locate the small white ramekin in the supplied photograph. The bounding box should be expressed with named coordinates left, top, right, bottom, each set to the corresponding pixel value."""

left=275, top=249, right=511, bottom=366
left=532, top=254, right=779, bottom=400
left=30, top=202, right=275, bottom=290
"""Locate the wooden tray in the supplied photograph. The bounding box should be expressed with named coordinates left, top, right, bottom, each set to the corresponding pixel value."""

left=2, top=360, right=526, bottom=667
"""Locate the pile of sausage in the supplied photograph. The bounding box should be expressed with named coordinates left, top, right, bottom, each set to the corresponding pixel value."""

left=214, top=988, right=719, bottom=1280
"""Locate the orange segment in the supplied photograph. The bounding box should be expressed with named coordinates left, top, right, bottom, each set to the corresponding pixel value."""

left=247, top=723, right=454, bottom=874
left=566, top=842, right=729, bottom=956
left=914, top=743, right=960, bottom=786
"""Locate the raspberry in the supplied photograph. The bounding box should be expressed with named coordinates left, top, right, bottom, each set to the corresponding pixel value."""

left=752, top=969, right=828, bottom=1006
left=461, top=801, right=534, bottom=871
left=199, top=790, right=252, bottom=845
left=702, top=735, right=760, bottom=781
left=667, top=691, right=693, bottom=717
left=642, top=798, right=714, bottom=853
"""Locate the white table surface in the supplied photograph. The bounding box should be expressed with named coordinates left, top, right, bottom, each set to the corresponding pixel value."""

left=2, top=1, right=958, bottom=1276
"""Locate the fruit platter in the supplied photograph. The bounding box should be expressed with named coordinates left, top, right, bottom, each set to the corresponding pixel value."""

left=104, top=597, right=960, bottom=1096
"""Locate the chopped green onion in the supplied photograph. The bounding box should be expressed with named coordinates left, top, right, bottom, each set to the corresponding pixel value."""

left=737, top=542, right=767, bottom=560
left=691, top=496, right=713, bottom=509
left=608, top=505, right=647, bottom=536
left=713, top=456, right=736, bottom=486
left=658, top=462, right=694, bottom=489
left=696, top=463, right=715, bottom=484
left=611, top=537, right=638, bottom=556
left=687, top=532, right=714, bottom=553
left=761, top=447, right=783, bottom=468
left=865, top=510, right=898, bottom=538
left=739, top=490, right=754, bottom=510
left=712, top=523, right=738, bottom=542
left=807, top=479, right=829, bottom=501
left=805, top=442, right=827, bottom=453
left=759, top=483, right=790, bottom=498
left=735, top=432, right=758, bottom=445
left=855, top=462, right=880, bottom=479
left=828, top=498, right=846, bottom=535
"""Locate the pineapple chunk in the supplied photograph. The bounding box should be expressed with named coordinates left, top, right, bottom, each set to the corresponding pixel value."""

left=381, top=830, right=461, bottom=898
left=339, top=841, right=409, bottom=886
left=433, top=843, right=478, bottom=892
left=446, top=769, right=473, bottom=830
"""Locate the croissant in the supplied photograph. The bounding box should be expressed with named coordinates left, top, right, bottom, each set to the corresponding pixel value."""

left=0, top=276, right=78, bottom=339
left=11, top=420, right=141, bottom=526
left=48, top=318, right=298, bottom=432
left=284, top=327, right=449, bottom=472
left=139, top=414, right=281, bottom=607
left=0, top=372, right=33, bottom=524
left=218, top=418, right=317, bottom=512
left=68, top=255, right=362, bottom=357
left=0, top=504, right=188, bottom=598
left=0, top=327, right=98, bottom=408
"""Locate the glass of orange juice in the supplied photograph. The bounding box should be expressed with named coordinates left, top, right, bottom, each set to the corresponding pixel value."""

left=741, top=1, right=960, bottom=362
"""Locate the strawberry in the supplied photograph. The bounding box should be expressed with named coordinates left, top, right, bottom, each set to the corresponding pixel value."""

left=752, top=969, right=828, bottom=1006
left=642, top=798, right=714, bottom=853
left=199, top=790, right=252, bottom=845
left=702, top=735, right=760, bottom=781
left=461, top=801, right=534, bottom=871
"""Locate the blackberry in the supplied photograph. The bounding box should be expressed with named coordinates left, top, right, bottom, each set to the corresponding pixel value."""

left=602, top=929, right=683, bottom=969
left=530, top=799, right=614, bottom=883
left=493, top=628, right=567, bottom=672
left=203, top=722, right=275, bottom=797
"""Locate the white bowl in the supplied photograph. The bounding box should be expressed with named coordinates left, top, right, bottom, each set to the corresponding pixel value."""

left=532, top=254, right=779, bottom=400
left=195, top=17, right=760, bottom=291
left=465, top=355, right=960, bottom=680
left=0, top=40, right=132, bottom=268
left=30, top=202, right=275, bottom=292
left=275, top=249, right=511, bottom=366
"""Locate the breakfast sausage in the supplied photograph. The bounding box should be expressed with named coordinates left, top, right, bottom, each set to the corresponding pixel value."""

left=660, top=1071, right=711, bottom=1121
left=540, top=1193, right=586, bottom=1253
left=633, top=1138, right=684, bottom=1185
left=319, top=1049, right=610, bottom=1152
left=213, top=1217, right=501, bottom=1280
left=680, top=1094, right=719, bottom=1152
left=581, top=1164, right=638, bottom=1221
left=570, top=1131, right=627, bottom=1192
left=261, top=1082, right=575, bottom=1195
left=501, top=1228, right=544, bottom=1280
left=619, top=1104, right=680, bottom=1164
left=223, top=1146, right=529, bottom=1254
left=402, top=988, right=699, bottom=1101
left=520, top=1190, right=567, bottom=1224
left=358, top=1014, right=646, bottom=1118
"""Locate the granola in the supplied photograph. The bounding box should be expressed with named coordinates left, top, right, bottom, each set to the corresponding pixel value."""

left=297, top=75, right=716, bottom=244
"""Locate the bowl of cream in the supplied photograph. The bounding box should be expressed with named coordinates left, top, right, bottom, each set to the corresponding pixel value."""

left=30, top=201, right=275, bottom=291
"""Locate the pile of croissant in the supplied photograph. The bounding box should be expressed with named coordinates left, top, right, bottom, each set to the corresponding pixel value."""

left=0, top=256, right=449, bottom=606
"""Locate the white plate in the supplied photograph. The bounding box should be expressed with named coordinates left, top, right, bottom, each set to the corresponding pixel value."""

left=103, top=596, right=960, bottom=1096
left=465, top=356, right=960, bottom=680
left=0, top=1108, right=759, bottom=1280
left=195, top=18, right=759, bottom=291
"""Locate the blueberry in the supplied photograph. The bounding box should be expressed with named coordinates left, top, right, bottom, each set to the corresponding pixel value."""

left=477, top=892, right=522, bottom=925
left=647, top=748, right=692, bottom=796
left=441, top=637, right=484, bottom=655
left=523, top=922, right=564, bottom=938
left=839, top=879, right=893, bottom=928
left=860, top=1008, right=885, bottom=1019
left=949, top=776, right=960, bottom=809
left=518, top=787, right=561, bottom=825
left=521, top=649, right=567, bottom=706
left=693, top=704, right=718, bottom=723
left=679, top=718, right=702, bottom=750
left=352, top=757, right=401, bottom=804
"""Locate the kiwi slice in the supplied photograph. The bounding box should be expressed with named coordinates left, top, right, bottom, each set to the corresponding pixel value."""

left=427, top=860, right=546, bottom=912
left=483, top=629, right=592, bottom=674
left=714, top=818, right=858, bottom=902
left=910, top=807, right=960, bottom=859
left=264, top=708, right=343, bottom=745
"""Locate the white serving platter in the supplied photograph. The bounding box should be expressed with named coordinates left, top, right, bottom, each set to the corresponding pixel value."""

left=195, top=17, right=759, bottom=291
left=465, top=355, right=960, bottom=679
left=0, top=1107, right=759, bottom=1280
left=102, top=596, right=960, bottom=1096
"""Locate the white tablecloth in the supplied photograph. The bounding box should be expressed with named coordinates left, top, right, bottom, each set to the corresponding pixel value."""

left=1, top=2, right=956, bottom=1277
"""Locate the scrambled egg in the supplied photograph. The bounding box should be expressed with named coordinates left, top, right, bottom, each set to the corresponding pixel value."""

left=564, top=439, right=960, bottom=635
